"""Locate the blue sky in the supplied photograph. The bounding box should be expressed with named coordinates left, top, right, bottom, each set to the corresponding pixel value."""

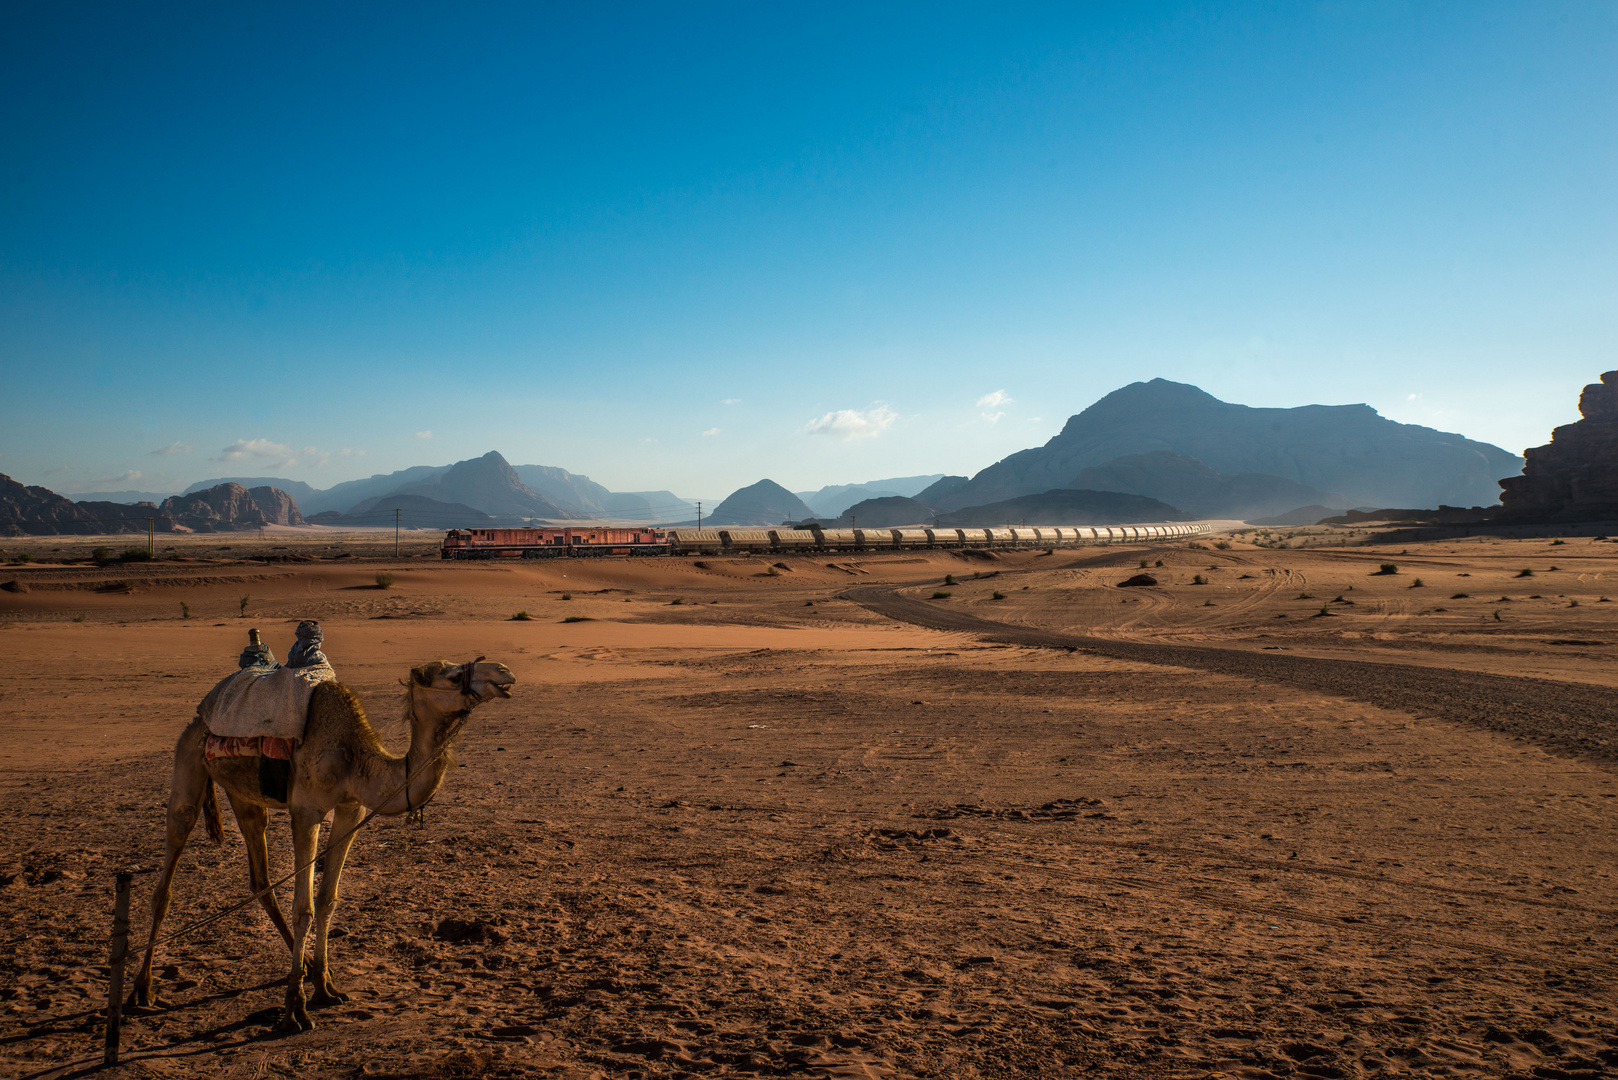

left=1, top=1, right=1613, bottom=501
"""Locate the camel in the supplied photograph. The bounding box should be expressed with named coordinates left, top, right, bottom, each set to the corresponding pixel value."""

left=128, top=657, right=516, bottom=1033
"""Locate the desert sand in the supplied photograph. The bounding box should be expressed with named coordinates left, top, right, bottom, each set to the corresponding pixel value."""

left=1, top=529, right=1616, bottom=1078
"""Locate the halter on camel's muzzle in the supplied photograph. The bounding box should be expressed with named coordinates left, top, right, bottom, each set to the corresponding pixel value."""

left=458, top=656, right=486, bottom=698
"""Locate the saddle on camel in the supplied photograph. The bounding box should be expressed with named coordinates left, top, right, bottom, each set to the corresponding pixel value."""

left=128, top=622, right=516, bottom=1033
left=199, top=620, right=334, bottom=801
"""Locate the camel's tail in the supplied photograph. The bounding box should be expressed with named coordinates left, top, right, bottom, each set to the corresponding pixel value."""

left=200, top=779, right=224, bottom=846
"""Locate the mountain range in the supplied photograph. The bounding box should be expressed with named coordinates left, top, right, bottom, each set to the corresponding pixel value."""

left=924, top=379, right=1520, bottom=516
left=26, top=377, right=1534, bottom=536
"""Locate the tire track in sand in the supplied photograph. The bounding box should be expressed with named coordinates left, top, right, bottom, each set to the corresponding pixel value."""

left=843, top=585, right=1618, bottom=765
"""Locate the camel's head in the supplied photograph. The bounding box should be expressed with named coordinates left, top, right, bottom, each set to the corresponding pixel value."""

left=409, top=659, right=516, bottom=704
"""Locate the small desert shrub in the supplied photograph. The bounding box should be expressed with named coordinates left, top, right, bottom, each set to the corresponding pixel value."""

left=1451, top=593, right=1469, bottom=599
left=1155, top=560, right=1164, bottom=567
left=120, top=548, right=151, bottom=562
left=1549, top=566, right=1560, bottom=572
left=992, top=591, right=1005, bottom=600
left=180, top=602, right=190, bottom=619
left=1139, top=559, right=1149, bottom=569
left=511, top=611, right=533, bottom=621
left=72, top=614, right=85, bottom=623
left=1553, top=539, right=1566, bottom=545
left=670, top=598, right=683, bottom=605
left=374, top=571, right=395, bottom=588
left=238, top=594, right=250, bottom=616
left=766, top=565, right=779, bottom=576
left=1516, top=568, right=1534, bottom=577
left=1214, top=540, right=1231, bottom=550
left=561, top=615, right=591, bottom=623
left=1193, top=574, right=1207, bottom=585
left=804, top=600, right=814, bottom=606
left=1409, top=578, right=1424, bottom=588
left=1376, top=563, right=1398, bottom=575
left=92, top=546, right=112, bottom=563
left=1569, top=599, right=1579, bottom=608
left=1202, top=599, right=1215, bottom=607
left=561, top=592, right=572, bottom=600
left=931, top=591, right=952, bottom=599
left=944, top=573, right=956, bottom=586
left=1296, top=592, right=1312, bottom=599
left=1187, top=541, right=1206, bottom=550
left=12, top=551, right=32, bottom=564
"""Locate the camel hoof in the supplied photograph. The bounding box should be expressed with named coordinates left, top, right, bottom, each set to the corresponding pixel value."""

left=125, top=989, right=161, bottom=1011
left=309, top=987, right=349, bottom=1008
left=276, top=1010, right=314, bottom=1034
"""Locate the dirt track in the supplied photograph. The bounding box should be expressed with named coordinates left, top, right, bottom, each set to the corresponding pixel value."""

left=843, top=586, right=1618, bottom=766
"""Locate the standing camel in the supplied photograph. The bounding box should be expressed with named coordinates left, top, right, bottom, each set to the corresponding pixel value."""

left=128, top=658, right=516, bottom=1032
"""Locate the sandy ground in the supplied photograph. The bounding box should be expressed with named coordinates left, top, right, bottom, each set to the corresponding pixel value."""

left=1, top=532, right=1616, bottom=1079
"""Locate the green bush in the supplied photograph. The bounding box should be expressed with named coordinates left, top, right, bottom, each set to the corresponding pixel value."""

left=511, top=611, right=533, bottom=621
left=561, top=615, right=591, bottom=623
left=931, top=591, right=952, bottom=599
left=1516, top=568, right=1534, bottom=577
left=1193, top=574, right=1207, bottom=585
left=374, top=571, right=395, bottom=588
left=1214, top=540, right=1231, bottom=550
left=943, top=573, right=956, bottom=586
left=1409, top=578, right=1424, bottom=588
left=120, top=548, right=152, bottom=562
left=670, top=598, right=683, bottom=605
left=180, top=602, right=190, bottom=619
left=1376, top=563, right=1398, bottom=575
left=92, top=546, right=113, bottom=563
left=992, top=591, right=1005, bottom=600
left=1451, top=593, right=1469, bottom=599
left=561, top=592, right=572, bottom=600
left=238, top=594, right=249, bottom=616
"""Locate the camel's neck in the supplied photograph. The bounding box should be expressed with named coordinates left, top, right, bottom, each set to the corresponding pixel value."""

left=366, top=691, right=468, bottom=816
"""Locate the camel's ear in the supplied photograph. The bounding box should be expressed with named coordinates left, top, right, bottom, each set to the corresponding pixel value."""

left=411, top=662, right=444, bottom=686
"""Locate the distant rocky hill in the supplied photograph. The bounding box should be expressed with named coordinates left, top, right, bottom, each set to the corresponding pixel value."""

left=938, top=489, right=1188, bottom=527
left=184, top=456, right=691, bottom=522
left=708, top=480, right=817, bottom=526
left=835, top=496, right=936, bottom=528
left=932, top=379, right=1521, bottom=512
left=390, top=451, right=574, bottom=522
left=1, top=474, right=304, bottom=535
left=794, top=475, right=945, bottom=519
left=159, top=484, right=306, bottom=529
left=1498, top=370, right=1618, bottom=522
left=312, top=493, right=492, bottom=529
left=1070, top=451, right=1340, bottom=520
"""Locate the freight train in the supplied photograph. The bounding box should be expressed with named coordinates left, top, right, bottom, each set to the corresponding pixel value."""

left=439, top=522, right=1208, bottom=559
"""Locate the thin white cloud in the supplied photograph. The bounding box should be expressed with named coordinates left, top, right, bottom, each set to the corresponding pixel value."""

left=148, top=441, right=192, bottom=457
left=217, top=438, right=294, bottom=464
left=981, top=411, right=1005, bottom=425
left=701, top=427, right=721, bottom=437
left=976, top=390, right=1012, bottom=409
left=415, top=430, right=433, bottom=439
left=89, top=470, right=144, bottom=487
left=804, top=405, right=897, bottom=441
left=721, top=398, right=741, bottom=406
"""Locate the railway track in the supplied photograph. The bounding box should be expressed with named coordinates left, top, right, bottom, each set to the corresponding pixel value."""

left=843, top=585, right=1618, bottom=766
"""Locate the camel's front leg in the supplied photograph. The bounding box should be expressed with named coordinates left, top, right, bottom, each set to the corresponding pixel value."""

left=278, top=807, right=323, bottom=1033
left=308, top=803, right=364, bottom=1007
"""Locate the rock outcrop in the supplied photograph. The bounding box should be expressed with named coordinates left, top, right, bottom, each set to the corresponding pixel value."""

left=1498, top=371, right=1618, bottom=521
left=932, top=379, right=1521, bottom=512
left=708, top=480, right=817, bottom=526
left=0, top=474, right=167, bottom=535
left=833, top=496, right=935, bottom=528
left=157, top=484, right=306, bottom=531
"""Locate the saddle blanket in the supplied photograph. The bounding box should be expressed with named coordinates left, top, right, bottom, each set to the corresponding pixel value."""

left=198, top=661, right=337, bottom=740
left=205, top=735, right=296, bottom=762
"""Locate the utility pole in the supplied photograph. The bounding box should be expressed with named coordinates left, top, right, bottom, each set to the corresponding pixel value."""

left=696, top=502, right=702, bottom=528
left=394, top=509, right=401, bottom=557
left=146, top=517, right=154, bottom=558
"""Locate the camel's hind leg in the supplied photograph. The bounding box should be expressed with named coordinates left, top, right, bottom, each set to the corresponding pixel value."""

left=308, top=802, right=364, bottom=1007
left=129, top=723, right=219, bottom=1007
left=226, top=793, right=296, bottom=950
